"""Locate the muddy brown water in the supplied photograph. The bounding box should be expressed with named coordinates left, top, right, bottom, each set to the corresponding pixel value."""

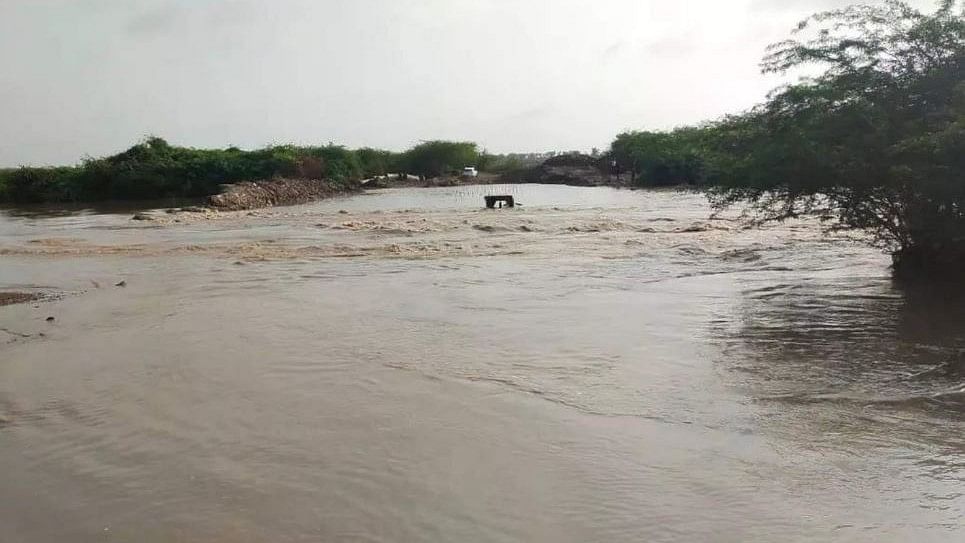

left=1, top=185, right=963, bottom=542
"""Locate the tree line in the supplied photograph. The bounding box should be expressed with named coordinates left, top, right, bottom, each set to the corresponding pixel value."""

left=0, top=139, right=508, bottom=203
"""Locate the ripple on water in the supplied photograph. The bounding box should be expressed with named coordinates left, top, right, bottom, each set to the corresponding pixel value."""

left=1, top=187, right=963, bottom=541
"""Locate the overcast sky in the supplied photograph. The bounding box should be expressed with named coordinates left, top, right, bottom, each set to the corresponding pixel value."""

left=0, top=0, right=938, bottom=165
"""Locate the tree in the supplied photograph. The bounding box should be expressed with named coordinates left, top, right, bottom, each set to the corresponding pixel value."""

left=610, top=129, right=705, bottom=186
left=704, top=0, right=964, bottom=278
left=357, top=147, right=402, bottom=177
left=402, top=141, right=479, bottom=178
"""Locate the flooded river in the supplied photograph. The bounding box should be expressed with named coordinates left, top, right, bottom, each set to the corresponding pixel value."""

left=1, top=185, right=963, bottom=542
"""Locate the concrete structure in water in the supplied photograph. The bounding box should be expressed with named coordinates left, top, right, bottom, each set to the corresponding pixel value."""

left=484, top=195, right=515, bottom=209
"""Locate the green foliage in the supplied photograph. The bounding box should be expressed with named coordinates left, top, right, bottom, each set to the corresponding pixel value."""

left=299, top=144, right=363, bottom=182
left=0, top=138, right=392, bottom=203
left=610, top=128, right=707, bottom=186
left=1, top=166, right=85, bottom=203
left=0, top=169, right=13, bottom=200
left=707, top=1, right=963, bottom=264
left=356, top=147, right=403, bottom=177
left=0, top=138, right=493, bottom=202
left=614, top=0, right=965, bottom=276
left=478, top=153, right=527, bottom=173
left=402, top=141, right=479, bottom=177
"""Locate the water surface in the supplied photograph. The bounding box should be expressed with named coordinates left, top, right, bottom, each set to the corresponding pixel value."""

left=1, top=185, right=963, bottom=542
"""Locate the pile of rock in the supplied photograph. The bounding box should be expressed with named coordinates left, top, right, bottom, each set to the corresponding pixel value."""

left=208, top=178, right=360, bottom=211
left=0, top=291, right=40, bottom=307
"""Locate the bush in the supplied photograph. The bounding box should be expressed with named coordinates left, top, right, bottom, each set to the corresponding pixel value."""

left=0, top=169, right=12, bottom=200
left=2, top=167, right=84, bottom=203
left=0, top=138, right=373, bottom=203
left=402, top=141, right=479, bottom=178
left=610, top=129, right=706, bottom=187
left=357, top=147, right=403, bottom=177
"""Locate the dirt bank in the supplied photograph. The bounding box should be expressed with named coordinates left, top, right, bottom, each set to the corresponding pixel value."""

left=208, top=178, right=360, bottom=211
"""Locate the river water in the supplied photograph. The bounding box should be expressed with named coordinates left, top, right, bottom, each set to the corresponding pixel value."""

left=1, top=185, right=963, bottom=542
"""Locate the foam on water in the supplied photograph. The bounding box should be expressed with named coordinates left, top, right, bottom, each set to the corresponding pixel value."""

left=1, top=186, right=963, bottom=542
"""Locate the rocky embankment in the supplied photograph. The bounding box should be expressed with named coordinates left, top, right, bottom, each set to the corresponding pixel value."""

left=208, top=178, right=360, bottom=211
left=0, top=292, right=39, bottom=307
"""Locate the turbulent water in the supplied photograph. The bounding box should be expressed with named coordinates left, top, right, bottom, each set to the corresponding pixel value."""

left=1, top=185, right=963, bottom=542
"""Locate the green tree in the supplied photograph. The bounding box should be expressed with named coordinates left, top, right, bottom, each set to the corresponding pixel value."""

left=705, top=0, right=964, bottom=277
left=357, top=147, right=403, bottom=177
left=402, top=141, right=479, bottom=178
left=610, top=129, right=705, bottom=186
left=477, top=152, right=527, bottom=173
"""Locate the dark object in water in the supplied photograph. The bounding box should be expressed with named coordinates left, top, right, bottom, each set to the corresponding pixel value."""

left=115, top=280, right=127, bottom=287
left=45, top=316, right=55, bottom=322
left=485, top=195, right=515, bottom=209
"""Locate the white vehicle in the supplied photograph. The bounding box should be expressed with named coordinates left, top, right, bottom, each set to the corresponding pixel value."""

left=461, top=166, right=479, bottom=178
